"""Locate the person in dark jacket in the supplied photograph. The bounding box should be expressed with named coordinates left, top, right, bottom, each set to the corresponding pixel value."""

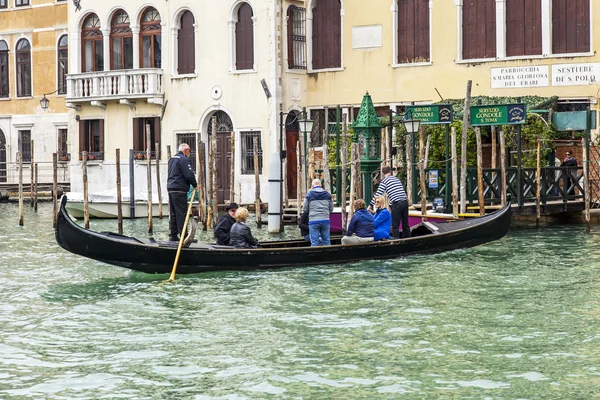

left=298, top=210, right=322, bottom=245
left=342, top=199, right=374, bottom=245
left=561, top=151, right=578, bottom=196
left=167, top=143, right=198, bottom=241
left=230, top=207, right=259, bottom=248
left=214, top=203, right=238, bottom=245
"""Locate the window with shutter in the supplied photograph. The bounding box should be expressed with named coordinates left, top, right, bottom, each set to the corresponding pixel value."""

left=177, top=11, right=195, bottom=74
left=111, top=10, right=133, bottom=70
left=312, top=0, right=341, bottom=70
left=16, top=39, right=31, bottom=97
left=0, top=41, right=8, bottom=98
left=133, top=117, right=161, bottom=159
left=506, top=0, right=542, bottom=56
left=397, top=0, right=430, bottom=64
left=57, top=35, right=68, bottom=94
left=18, top=131, right=31, bottom=163
left=235, top=3, right=254, bottom=70
left=141, top=8, right=162, bottom=68
left=552, top=0, right=590, bottom=54
left=462, top=0, right=496, bottom=60
left=82, top=14, right=103, bottom=72
left=79, top=120, right=105, bottom=160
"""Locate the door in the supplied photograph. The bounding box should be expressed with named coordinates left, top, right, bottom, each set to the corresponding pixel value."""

left=286, top=129, right=299, bottom=198
left=216, top=132, right=231, bottom=204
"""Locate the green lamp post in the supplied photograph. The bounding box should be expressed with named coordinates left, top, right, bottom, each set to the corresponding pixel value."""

left=352, top=92, right=382, bottom=202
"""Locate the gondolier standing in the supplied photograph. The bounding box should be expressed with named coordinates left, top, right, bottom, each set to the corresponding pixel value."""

left=368, top=166, right=410, bottom=239
left=167, top=143, right=198, bottom=241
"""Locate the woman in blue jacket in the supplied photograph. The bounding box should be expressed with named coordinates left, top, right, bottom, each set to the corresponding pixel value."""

left=373, top=195, right=392, bottom=241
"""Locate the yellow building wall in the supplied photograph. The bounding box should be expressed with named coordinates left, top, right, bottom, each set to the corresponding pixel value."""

left=0, top=1, right=68, bottom=115
left=307, top=0, right=600, bottom=107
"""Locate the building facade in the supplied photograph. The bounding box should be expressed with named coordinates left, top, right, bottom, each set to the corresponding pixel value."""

left=0, top=0, right=69, bottom=184
left=66, top=0, right=311, bottom=211
left=303, top=0, right=600, bottom=131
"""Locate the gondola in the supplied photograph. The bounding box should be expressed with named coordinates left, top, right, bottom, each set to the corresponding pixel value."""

left=55, top=196, right=511, bottom=274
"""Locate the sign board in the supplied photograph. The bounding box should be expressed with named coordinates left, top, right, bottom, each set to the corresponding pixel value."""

left=405, top=105, right=453, bottom=125
left=470, top=103, right=526, bottom=126
left=552, top=63, right=600, bottom=86
left=491, top=66, right=549, bottom=89
left=428, top=170, right=438, bottom=189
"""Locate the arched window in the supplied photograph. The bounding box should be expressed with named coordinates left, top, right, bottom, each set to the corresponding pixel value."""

left=111, top=10, right=133, bottom=70
left=82, top=14, right=103, bottom=72
left=57, top=35, right=68, bottom=94
left=287, top=6, right=306, bottom=70
left=141, top=7, right=162, bottom=68
left=177, top=11, right=195, bottom=74
left=235, top=3, right=254, bottom=70
left=311, top=0, right=341, bottom=70
left=0, top=41, right=8, bottom=98
left=16, top=39, right=31, bottom=97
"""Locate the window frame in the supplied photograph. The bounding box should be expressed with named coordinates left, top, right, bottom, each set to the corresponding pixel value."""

left=551, top=0, right=591, bottom=55
left=57, top=128, right=69, bottom=161
left=240, top=131, right=263, bottom=175
left=57, top=35, right=68, bottom=94
left=132, top=117, right=161, bottom=159
left=78, top=119, right=105, bottom=161
left=176, top=10, right=196, bottom=75
left=140, top=7, right=162, bottom=69
left=110, top=10, right=133, bottom=70
left=18, top=130, right=31, bottom=163
left=505, top=0, right=542, bottom=57
left=287, top=5, right=307, bottom=70
left=461, top=0, right=496, bottom=61
left=0, top=0, right=7, bottom=10
left=309, top=0, right=343, bottom=72
left=234, top=2, right=255, bottom=71
left=0, top=40, right=8, bottom=98
left=81, top=13, right=104, bottom=73
left=15, top=39, right=31, bottom=98
left=394, top=0, right=431, bottom=66
left=15, top=0, right=29, bottom=7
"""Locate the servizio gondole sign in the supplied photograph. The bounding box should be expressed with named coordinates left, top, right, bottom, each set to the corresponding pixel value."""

left=405, top=105, right=453, bottom=124
left=470, top=103, right=526, bottom=126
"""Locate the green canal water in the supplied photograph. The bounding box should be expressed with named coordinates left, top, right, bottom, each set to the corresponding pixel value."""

left=1, top=203, right=599, bottom=398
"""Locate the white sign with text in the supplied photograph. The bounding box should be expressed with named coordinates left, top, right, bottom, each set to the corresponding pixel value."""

left=552, top=63, right=600, bottom=86
left=491, top=66, right=549, bottom=89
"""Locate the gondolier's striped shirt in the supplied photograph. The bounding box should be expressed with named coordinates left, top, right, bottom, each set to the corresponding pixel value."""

left=369, top=175, right=407, bottom=207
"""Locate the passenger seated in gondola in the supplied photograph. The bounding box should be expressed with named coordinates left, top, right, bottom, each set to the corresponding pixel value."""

left=341, top=199, right=374, bottom=245
left=373, top=195, right=392, bottom=241
left=230, top=207, right=260, bottom=248
left=214, top=203, right=238, bottom=245
left=299, top=210, right=322, bottom=246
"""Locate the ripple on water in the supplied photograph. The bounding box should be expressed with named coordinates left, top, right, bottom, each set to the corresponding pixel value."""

left=0, top=204, right=600, bottom=398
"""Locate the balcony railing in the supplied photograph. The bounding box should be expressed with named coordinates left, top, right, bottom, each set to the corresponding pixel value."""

left=66, top=69, right=163, bottom=103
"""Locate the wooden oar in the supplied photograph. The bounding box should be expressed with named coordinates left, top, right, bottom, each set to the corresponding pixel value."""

left=168, top=188, right=197, bottom=281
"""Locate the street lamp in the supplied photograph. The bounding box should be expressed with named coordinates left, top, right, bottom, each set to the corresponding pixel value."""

left=40, top=88, right=64, bottom=111
left=387, top=108, right=421, bottom=164
left=298, top=111, right=314, bottom=191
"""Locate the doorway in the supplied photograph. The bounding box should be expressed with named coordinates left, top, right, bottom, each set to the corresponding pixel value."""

left=207, top=111, right=233, bottom=204
left=285, top=112, right=300, bottom=199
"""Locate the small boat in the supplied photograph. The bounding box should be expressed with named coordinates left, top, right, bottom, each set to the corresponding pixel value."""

left=55, top=196, right=511, bottom=274
left=65, top=190, right=169, bottom=219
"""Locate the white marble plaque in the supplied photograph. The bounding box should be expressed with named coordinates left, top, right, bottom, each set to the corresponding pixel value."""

left=491, top=66, right=549, bottom=89
left=352, top=25, right=382, bottom=49
left=552, top=63, right=600, bottom=86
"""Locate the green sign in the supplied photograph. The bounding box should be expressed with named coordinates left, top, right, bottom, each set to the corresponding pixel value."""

left=470, top=103, right=526, bottom=126
left=405, top=105, right=453, bottom=125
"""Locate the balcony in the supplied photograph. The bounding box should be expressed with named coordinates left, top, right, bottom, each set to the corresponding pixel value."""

left=66, top=69, right=164, bottom=107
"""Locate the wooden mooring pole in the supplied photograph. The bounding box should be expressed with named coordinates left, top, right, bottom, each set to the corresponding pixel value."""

left=341, top=115, right=348, bottom=233
left=406, top=132, right=412, bottom=206
left=254, top=136, right=262, bottom=228
left=34, top=163, right=38, bottom=212
left=500, top=129, right=507, bottom=206
left=348, top=143, right=357, bottom=222
left=419, top=127, right=427, bottom=221
left=197, top=141, right=207, bottom=231
left=583, top=138, right=590, bottom=232
left=146, top=124, right=153, bottom=233
left=209, top=116, right=218, bottom=229
left=476, top=127, right=485, bottom=216
left=460, top=80, right=472, bottom=214
left=536, top=139, right=541, bottom=228
left=451, top=127, right=459, bottom=218
left=230, top=132, right=235, bottom=204
left=156, top=142, right=163, bottom=219
left=52, top=152, right=58, bottom=228
left=296, top=140, right=302, bottom=219
left=18, top=151, right=23, bottom=226
left=116, top=149, right=123, bottom=234
left=82, top=151, right=89, bottom=229
left=30, top=140, right=34, bottom=207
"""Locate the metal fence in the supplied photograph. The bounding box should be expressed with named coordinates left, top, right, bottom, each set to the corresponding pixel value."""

left=0, top=161, right=70, bottom=186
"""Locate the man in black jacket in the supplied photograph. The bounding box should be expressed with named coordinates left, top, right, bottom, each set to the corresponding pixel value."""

left=167, top=143, right=198, bottom=241
left=214, top=203, right=238, bottom=245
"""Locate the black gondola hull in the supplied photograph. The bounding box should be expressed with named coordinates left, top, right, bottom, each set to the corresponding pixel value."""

left=55, top=196, right=511, bottom=274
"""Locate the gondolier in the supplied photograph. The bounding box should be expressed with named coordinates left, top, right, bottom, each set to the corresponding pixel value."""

left=368, top=166, right=410, bottom=239
left=167, top=143, right=198, bottom=242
